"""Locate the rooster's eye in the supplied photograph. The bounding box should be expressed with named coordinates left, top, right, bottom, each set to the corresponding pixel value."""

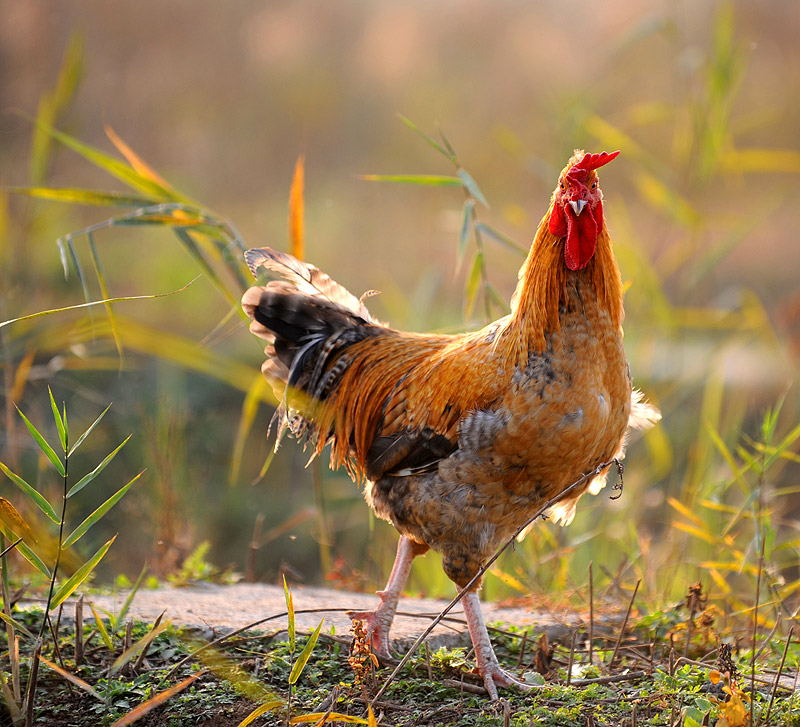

left=559, top=182, right=565, bottom=190
left=591, top=182, right=597, bottom=189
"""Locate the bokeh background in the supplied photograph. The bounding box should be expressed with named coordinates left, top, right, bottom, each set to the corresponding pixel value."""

left=1, top=1, right=799, bottom=611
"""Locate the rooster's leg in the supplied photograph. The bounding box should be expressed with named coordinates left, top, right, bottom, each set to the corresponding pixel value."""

left=348, top=536, right=428, bottom=657
left=462, top=590, right=532, bottom=699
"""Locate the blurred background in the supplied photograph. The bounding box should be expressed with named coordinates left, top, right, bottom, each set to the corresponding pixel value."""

left=0, top=0, right=799, bottom=613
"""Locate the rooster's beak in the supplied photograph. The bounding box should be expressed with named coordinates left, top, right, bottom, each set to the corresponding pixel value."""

left=568, top=199, right=587, bottom=216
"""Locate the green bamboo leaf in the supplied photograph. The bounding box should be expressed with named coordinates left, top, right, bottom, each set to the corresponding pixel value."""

left=0, top=460, right=59, bottom=523
left=110, top=619, right=169, bottom=674
left=63, top=470, right=143, bottom=547
left=30, top=119, right=177, bottom=200
left=8, top=187, right=160, bottom=208
left=283, top=575, right=295, bottom=652
left=474, top=222, right=528, bottom=256
left=48, top=387, right=67, bottom=453
left=765, top=420, right=800, bottom=471
left=15, top=406, right=65, bottom=476
left=396, top=114, right=454, bottom=161
left=0, top=523, right=50, bottom=577
left=88, top=602, right=114, bottom=650
left=67, top=435, right=132, bottom=498
left=66, top=236, right=92, bottom=302
left=359, top=174, right=461, bottom=186
left=0, top=611, right=35, bottom=641
left=50, top=535, right=117, bottom=610
left=288, top=619, right=324, bottom=685
left=69, top=404, right=111, bottom=456
left=172, top=228, right=240, bottom=308
left=87, top=231, right=123, bottom=357
left=437, top=126, right=458, bottom=161
left=457, top=169, right=489, bottom=207
left=457, top=199, right=475, bottom=269
left=464, top=252, right=483, bottom=319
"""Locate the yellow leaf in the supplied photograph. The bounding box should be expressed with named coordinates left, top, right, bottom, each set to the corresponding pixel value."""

left=0, top=498, right=38, bottom=544
left=110, top=672, right=203, bottom=727
left=105, top=125, right=175, bottom=192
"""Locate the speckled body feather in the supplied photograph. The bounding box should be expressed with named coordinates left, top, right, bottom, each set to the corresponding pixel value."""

left=242, top=150, right=657, bottom=591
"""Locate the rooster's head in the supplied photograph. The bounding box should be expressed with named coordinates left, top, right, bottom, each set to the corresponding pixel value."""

left=548, top=150, right=620, bottom=271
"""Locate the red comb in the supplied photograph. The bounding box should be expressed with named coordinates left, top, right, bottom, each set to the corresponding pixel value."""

left=568, top=150, right=620, bottom=178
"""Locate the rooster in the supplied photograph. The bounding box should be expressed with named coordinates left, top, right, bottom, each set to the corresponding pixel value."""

left=241, top=150, right=659, bottom=698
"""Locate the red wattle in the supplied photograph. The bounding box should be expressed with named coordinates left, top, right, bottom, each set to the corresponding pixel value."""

left=564, top=206, right=599, bottom=271
left=548, top=205, right=567, bottom=237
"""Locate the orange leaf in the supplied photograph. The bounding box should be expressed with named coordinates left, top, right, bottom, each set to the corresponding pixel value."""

left=110, top=672, right=203, bottom=726
left=104, top=125, right=174, bottom=192
left=289, top=155, right=305, bottom=261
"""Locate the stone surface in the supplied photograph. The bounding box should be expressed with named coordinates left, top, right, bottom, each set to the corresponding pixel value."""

left=87, top=582, right=580, bottom=648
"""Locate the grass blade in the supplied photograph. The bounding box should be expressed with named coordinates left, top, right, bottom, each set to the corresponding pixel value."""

left=105, top=125, right=182, bottom=197
left=0, top=461, right=59, bottom=524
left=117, top=564, right=148, bottom=627
left=38, top=655, right=102, bottom=702
left=237, top=701, right=287, bottom=727
left=359, top=174, right=461, bottom=186
left=464, top=252, right=483, bottom=319
left=396, top=114, right=454, bottom=161
left=457, top=169, right=489, bottom=207
left=87, top=602, right=113, bottom=651
left=67, top=436, right=132, bottom=498
left=284, top=575, right=295, bottom=652
left=110, top=672, right=203, bottom=727
left=63, top=470, right=143, bottom=547
left=69, top=404, right=111, bottom=456
left=289, top=714, right=368, bottom=725
left=288, top=619, right=324, bottom=685
left=8, top=186, right=159, bottom=208
left=50, top=535, right=117, bottom=610
left=15, top=406, right=65, bottom=476
left=229, top=376, right=270, bottom=486
left=110, top=619, right=169, bottom=674
left=0, top=278, right=199, bottom=332
left=48, top=387, right=67, bottom=453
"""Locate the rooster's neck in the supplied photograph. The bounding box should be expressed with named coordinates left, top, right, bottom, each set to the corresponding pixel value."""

left=503, top=215, right=624, bottom=360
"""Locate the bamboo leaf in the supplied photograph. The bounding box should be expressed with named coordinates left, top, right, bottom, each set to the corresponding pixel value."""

left=29, top=118, right=176, bottom=199
left=38, top=654, right=103, bottom=701
left=15, top=406, right=65, bottom=476
left=88, top=602, right=114, bottom=651
left=456, top=199, right=474, bottom=270
left=288, top=619, right=324, bottom=684
left=0, top=461, right=59, bottom=523
left=289, top=155, right=305, bottom=261
left=117, top=564, right=148, bottom=628
left=0, top=523, right=50, bottom=577
left=396, top=114, right=454, bottom=160
left=474, top=222, right=528, bottom=255
left=64, top=471, right=143, bottom=547
left=87, top=231, right=123, bottom=357
left=67, top=436, right=131, bottom=498
left=284, top=575, right=295, bottom=652
left=110, top=619, right=169, bottom=674
left=230, top=376, right=270, bottom=486
left=360, top=174, right=461, bottom=186
left=105, top=125, right=181, bottom=195
left=48, top=387, right=67, bottom=452
left=8, top=186, right=160, bottom=208
left=0, top=611, right=35, bottom=641
left=237, top=701, right=287, bottom=727
left=464, top=252, right=483, bottom=319
left=49, top=535, right=117, bottom=610
left=69, top=404, right=111, bottom=456
left=457, top=169, right=489, bottom=207
left=0, top=498, right=38, bottom=544
left=110, top=672, right=203, bottom=727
